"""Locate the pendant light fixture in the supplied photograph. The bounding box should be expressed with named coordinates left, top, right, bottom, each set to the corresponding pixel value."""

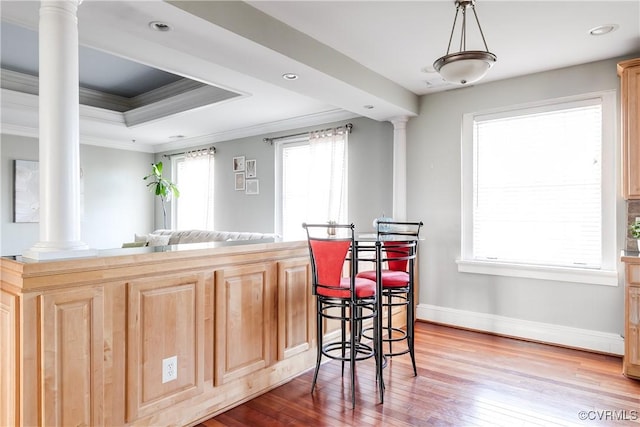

left=433, top=0, right=497, bottom=85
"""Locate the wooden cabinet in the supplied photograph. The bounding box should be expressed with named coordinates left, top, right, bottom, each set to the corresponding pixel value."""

left=126, top=273, right=205, bottom=421
left=41, top=286, right=106, bottom=426
left=277, top=258, right=313, bottom=360
left=623, top=260, right=640, bottom=379
left=618, top=58, right=640, bottom=199
left=0, top=241, right=322, bottom=426
left=214, top=262, right=276, bottom=385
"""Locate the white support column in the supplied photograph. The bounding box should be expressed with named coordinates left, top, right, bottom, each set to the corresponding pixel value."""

left=23, top=0, right=94, bottom=260
left=391, top=116, right=409, bottom=221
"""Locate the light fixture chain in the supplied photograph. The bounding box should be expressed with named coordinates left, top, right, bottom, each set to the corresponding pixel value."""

left=445, top=6, right=461, bottom=55
left=470, top=5, right=491, bottom=52
left=460, top=3, right=467, bottom=52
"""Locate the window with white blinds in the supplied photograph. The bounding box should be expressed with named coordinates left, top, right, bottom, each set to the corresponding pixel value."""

left=459, top=92, right=617, bottom=285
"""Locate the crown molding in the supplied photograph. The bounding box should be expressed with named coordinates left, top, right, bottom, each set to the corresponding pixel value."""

left=1, top=87, right=360, bottom=154
left=80, top=135, right=156, bottom=153
left=1, top=69, right=39, bottom=95
left=124, top=85, right=243, bottom=127
left=130, top=78, right=206, bottom=108
left=152, top=108, right=359, bottom=153
left=1, top=68, right=133, bottom=111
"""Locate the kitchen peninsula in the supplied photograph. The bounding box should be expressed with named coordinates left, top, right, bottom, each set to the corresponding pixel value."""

left=1, top=239, right=321, bottom=426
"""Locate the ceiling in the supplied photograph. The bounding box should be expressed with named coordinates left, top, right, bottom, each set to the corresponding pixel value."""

left=1, top=1, right=638, bottom=153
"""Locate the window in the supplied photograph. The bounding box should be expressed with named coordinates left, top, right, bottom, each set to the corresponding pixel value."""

left=172, top=151, right=215, bottom=230
left=275, top=128, right=348, bottom=241
left=459, top=92, right=617, bottom=285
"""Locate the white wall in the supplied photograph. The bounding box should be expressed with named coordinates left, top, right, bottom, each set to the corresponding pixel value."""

left=0, top=134, right=154, bottom=255
left=407, top=58, right=630, bottom=353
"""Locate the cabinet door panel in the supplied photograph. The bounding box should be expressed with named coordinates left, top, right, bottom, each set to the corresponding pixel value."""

left=41, top=286, right=104, bottom=427
left=627, top=286, right=640, bottom=366
left=0, top=290, right=18, bottom=427
left=126, top=274, right=204, bottom=421
left=214, top=262, right=275, bottom=385
left=277, top=258, right=313, bottom=360
left=620, top=60, right=640, bottom=198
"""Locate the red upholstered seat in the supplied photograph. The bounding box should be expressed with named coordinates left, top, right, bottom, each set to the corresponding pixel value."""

left=356, top=269, right=409, bottom=288
left=316, top=276, right=376, bottom=298
left=356, top=241, right=411, bottom=287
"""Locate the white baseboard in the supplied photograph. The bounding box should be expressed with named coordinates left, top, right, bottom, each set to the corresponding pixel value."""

left=416, top=303, right=624, bottom=356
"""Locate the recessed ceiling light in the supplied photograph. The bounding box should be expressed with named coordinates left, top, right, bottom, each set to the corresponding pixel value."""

left=363, top=105, right=374, bottom=110
left=149, top=21, right=172, bottom=32
left=282, top=73, right=299, bottom=81
left=588, top=24, right=619, bottom=36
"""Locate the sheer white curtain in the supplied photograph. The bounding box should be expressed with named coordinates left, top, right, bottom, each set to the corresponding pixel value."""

left=306, top=127, right=348, bottom=224
left=279, top=126, right=349, bottom=241
left=175, top=149, right=215, bottom=230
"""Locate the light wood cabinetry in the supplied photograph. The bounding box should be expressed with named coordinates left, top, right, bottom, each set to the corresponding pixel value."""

left=618, top=58, right=640, bottom=199
left=0, top=241, right=325, bottom=426
left=214, top=262, right=275, bottom=385
left=0, top=289, right=18, bottom=427
left=622, top=257, right=640, bottom=379
left=277, top=258, right=314, bottom=360
left=41, top=286, right=105, bottom=426
left=126, top=273, right=205, bottom=421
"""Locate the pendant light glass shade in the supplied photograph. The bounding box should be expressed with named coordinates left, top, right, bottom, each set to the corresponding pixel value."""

left=433, top=0, right=496, bottom=85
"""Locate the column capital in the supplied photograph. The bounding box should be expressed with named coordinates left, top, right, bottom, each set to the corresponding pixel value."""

left=40, top=0, right=81, bottom=14
left=390, top=116, right=410, bottom=129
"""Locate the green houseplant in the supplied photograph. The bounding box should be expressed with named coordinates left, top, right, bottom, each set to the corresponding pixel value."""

left=143, top=161, right=179, bottom=229
left=630, top=219, right=640, bottom=251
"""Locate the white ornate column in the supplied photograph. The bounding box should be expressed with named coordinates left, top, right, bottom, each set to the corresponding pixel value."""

left=391, top=116, right=409, bottom=221
left=23, top=0, right=94, bottom=260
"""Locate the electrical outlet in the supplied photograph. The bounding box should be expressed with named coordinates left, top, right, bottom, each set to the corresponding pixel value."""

left=162, top=356, right=177, bottom=384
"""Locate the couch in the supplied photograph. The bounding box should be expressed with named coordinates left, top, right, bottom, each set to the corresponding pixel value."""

left=130, top=229, right=279, bottom=247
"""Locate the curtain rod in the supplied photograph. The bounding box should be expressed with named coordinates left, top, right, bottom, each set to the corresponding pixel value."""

left=263, top=123, right=353, bottom=145
left=162, top=146, right=216, bottom=159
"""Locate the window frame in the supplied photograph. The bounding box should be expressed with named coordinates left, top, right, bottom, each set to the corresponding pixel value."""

left=457, top=90, right=618, bottom=286
left=274, top=136, right=311, bottom=240
left=170, top=154, right=215, bottom=231
left=274, top=133, right=348, bottom=241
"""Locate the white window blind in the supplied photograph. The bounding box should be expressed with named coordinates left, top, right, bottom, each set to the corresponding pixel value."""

left=473, top=100, right=603, bottom=268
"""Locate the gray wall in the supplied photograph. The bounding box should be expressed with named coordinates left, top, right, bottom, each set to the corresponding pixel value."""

left=159, top=116, right=394, bottom=234
left=407, top=58, right=628, bottom=336
left=1, top=116, right=391, bottom=254
left=0, top=134, right=154, bottom=255
left=1, top=58, right=631, bottom=346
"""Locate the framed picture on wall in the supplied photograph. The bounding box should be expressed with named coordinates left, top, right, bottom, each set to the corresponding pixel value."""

left=245, top=179, right=259, bottom=195
left=233, top=156, right=245, bottom=172
left=235, top=172, right=245, bottom=191
left=246, top=159, right=257, bottom=178
left=14, top=159, right=40, bottom=223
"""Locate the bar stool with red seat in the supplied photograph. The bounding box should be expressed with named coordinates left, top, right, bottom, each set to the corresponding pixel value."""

left=357, top=220, right=422, bottom=376
left=302, top=222, right=383, bottom=408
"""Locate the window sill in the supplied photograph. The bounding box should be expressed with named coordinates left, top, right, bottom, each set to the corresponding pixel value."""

left=456, top=259, right=618, bottom=286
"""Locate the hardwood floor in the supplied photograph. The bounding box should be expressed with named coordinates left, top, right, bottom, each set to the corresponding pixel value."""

left=196, top=322, right=640, bottom=426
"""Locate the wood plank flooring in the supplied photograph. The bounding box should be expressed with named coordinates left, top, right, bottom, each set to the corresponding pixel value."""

left=196, top=322, right=640, bottom=426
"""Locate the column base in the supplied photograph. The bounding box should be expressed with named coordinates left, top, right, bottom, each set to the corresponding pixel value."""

left=22, top=241, right=97, bottom=261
